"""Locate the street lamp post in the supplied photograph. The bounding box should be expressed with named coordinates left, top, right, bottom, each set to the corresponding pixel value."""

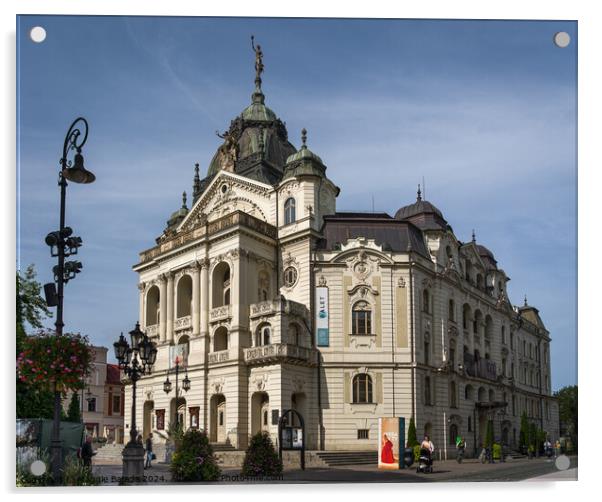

left=163, top=356, right=191, bottom=428
left=113, top=322, right=157, bottom=480
left=45, top=117, right=96, bottom=482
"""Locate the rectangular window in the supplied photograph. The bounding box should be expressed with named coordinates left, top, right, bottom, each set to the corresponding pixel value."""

left=87, top=397, right=96, bottom=412
left=357, top=429, right=369, bottom=440
left=352, top=310, right=371, bottom=335
left=468, top=416, right=472, bottom=432
left=112, top=395, right=121, bottom=415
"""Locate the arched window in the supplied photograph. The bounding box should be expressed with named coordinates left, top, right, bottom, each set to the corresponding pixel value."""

left=422, top=289, right=430, bottom=313
left=284, top=197, right=296, bottom=225
left=352, top=374, right=373, bottom=403
left=212, top=262, right=231, bottom=308
left=256, top=324, right=271, bottom=346
left=465, top=384, right=474, bottom=400
left=448, top=299, right=455, bottom=321
left=213, top=326, right=228, bottom=352
left=352, top=301, right=372, bottom=335
left=462, top=304, right=471, bottom=330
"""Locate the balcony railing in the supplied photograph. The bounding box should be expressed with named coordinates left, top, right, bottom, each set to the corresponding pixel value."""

left=174, top=315, right=192, bottom=331
left=243, top=343, right=317, bottom=366
left=208, top=349, right=232, bottom=365
left=210, top=305, right=232, bottom=322
left=249, top=298, right=309, bottom=320
left=138, top=211, right=277, bottom=264
left=463, top=353, right=497, bottom=381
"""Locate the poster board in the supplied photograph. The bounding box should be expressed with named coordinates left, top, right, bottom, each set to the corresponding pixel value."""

left=378, top=417, right=405, bottom=469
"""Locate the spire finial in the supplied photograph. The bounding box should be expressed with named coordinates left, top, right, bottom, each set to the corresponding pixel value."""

left=251, top=35, right=264, bottom=97
left=417, top=184, right=422, bottom=201
left=182, top=191, right=187, bottom=209
left=192, top=163, right=201, bottom=202
left=472, top=229, right=476, bottom=243
left=301, top=128, right=307, bottom=148
left=524, top=294, right=528, bottom=306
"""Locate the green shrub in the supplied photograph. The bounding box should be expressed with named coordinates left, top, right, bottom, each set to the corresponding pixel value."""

left=169, top=429, right=220, bottom=482
left=62, top=455, right=99, bottom=486
left=492, top=443, right=502, bottom=460
left=242, top=432, right=283, bottom=477
left=406, top=418, right=419, bottom=447
left=413, top=444, right=421, bottom=462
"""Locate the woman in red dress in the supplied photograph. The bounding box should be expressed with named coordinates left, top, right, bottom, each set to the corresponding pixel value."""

left=381, top=434, right=395, bottom=464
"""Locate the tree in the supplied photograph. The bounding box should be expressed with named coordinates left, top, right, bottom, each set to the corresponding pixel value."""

left=555, top=385, right=578, bottom=448
left=66, top=393, right=81, bottom=423
left=241, top=432, right=283, bottom=477
left=16, top=265, right=54, bottom=419
left=406, top=417, right=419, bottom=447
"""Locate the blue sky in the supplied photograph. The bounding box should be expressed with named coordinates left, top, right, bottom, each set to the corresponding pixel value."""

left=16, top=16, right=576, bottom=390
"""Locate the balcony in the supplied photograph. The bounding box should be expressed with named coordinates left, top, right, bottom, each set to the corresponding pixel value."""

left=249, top=298, right=309, bottom=320
left=208, top=349, right=232, bottom=365
left=138, top=211, right=277, bottom=265
left=210, top=305, right=232, bottom=323
left=463, top=353, right=498, bottom=381
left=244, top=343, right=317, bottom=366
left=174, top=315, right=192, bottom=331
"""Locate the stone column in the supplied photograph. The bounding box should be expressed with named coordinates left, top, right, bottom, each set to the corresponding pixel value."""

left=192, top=263, right=201, bottom=337
left=167, top=272, right=175, bottom=344
left=200, top=258, right=209, bottom=337
left=159, top=275, right=167, bottom=343
left=138, top=282, right=145, bottom=330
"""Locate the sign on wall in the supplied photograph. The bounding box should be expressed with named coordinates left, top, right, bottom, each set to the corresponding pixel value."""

left=315, top=286, right=329, bottom=347
left=378, top=417, right=406, bottom=469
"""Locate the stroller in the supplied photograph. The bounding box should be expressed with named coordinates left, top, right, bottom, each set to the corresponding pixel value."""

left=416, top=448, right=433, bottom=473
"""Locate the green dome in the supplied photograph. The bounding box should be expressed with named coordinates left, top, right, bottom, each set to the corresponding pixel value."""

left=241, top=92, right=277, bottom=121
left=286, top=145, right=323, bottom=165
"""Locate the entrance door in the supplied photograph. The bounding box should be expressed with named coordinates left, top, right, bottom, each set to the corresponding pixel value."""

left=217, top=401, right=226, bottom=442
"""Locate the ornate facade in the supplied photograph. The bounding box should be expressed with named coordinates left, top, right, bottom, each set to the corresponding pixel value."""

left=125, top=43, right=558, bottom=456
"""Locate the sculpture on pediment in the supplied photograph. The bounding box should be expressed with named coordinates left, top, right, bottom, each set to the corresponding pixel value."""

left=215, top=130, right=239, bottom=172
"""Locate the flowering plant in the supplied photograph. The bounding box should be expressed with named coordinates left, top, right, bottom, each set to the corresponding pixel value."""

left=16, top=330, right=93, bottom=391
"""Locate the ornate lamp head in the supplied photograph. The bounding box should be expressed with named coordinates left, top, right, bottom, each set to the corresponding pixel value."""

left=113, top=332, right=129, bottom=365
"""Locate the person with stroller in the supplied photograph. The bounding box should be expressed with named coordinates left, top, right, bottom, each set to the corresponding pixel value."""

left=417, top=435, right=435, bottom=472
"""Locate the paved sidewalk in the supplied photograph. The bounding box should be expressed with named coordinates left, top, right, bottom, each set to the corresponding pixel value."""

left=93, top=455, right=577, bottom=485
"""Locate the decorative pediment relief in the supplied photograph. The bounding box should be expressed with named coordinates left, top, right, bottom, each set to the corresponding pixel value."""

left=291, top=375, right=305, bottom=393
left=210, top=377, right=225, bottom=395
left=252, top=373, right=268, bottom=391
left=179, top=172, right=272, bottom=232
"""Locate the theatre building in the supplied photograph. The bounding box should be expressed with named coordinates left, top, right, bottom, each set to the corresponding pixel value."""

left=125, top=45, right=558, bottom=456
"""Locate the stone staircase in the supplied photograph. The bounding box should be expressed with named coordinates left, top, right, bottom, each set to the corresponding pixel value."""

left=93, top=442, right=168, bottom=463
left=315, top=450, right=378, bottom=467
left=210, top=442, right=236, bottom=452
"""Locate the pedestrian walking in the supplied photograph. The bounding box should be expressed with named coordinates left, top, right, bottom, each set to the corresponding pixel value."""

left=81, top=435, right=96, bottom=467
left=145, top=433, right=154, bottom=469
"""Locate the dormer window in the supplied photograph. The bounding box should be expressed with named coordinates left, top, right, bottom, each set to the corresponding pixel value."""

left=284, top=197, right=296, bottom=225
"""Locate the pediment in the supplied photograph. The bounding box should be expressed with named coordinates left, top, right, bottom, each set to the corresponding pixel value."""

left=178, top=171, right=273, bottom=232
left=460, top=242, right=486, bottom=270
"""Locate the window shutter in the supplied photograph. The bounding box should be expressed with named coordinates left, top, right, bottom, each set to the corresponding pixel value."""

left=344, top=372, right=351, bottom=403
left=375, top=373, right=383, bottom=404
